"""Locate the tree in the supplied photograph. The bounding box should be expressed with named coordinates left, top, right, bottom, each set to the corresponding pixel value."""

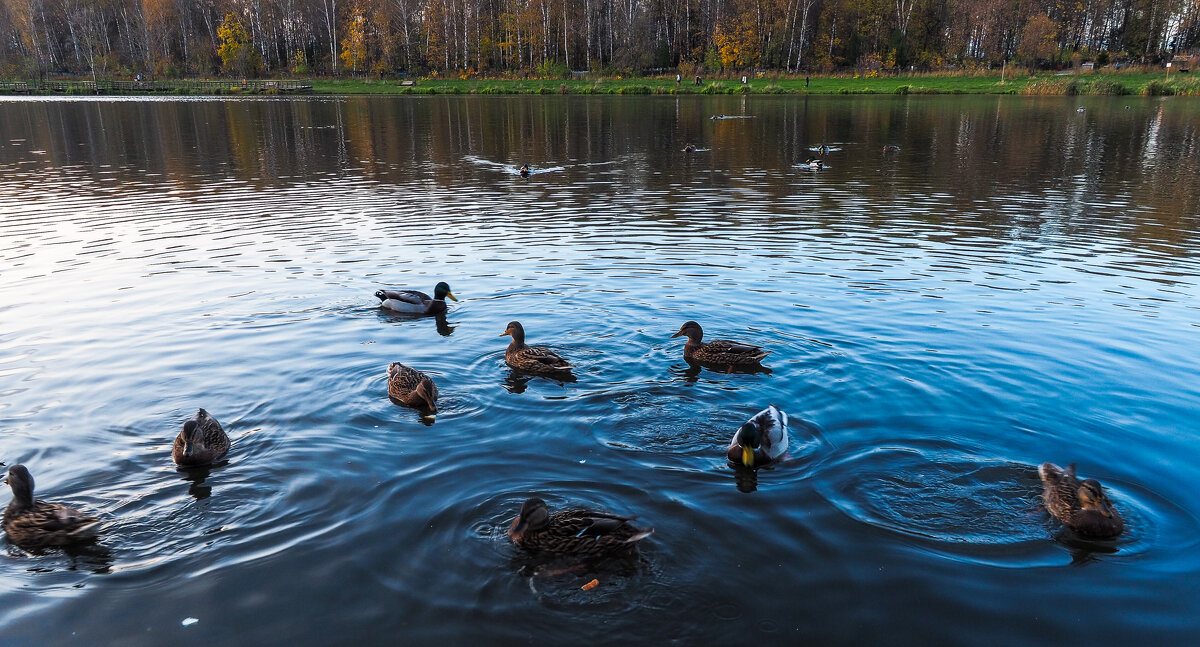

left=340, top=0, right=368, bottom=72
left=1018, top=13, right=1059, bottom=67
left=217, top=12, right=261, bottom=77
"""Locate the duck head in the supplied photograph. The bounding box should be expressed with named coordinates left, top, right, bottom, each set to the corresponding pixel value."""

left=179, top=419, right=201, bottom=458
left=416, top=377, right=437, bottom=413
left=735, top=422, right=761, bottom=467
left=4, top=464, right=35, bottom=507
left=433, top=282, right=457, bottom=302
left=508, top=497, right=550, bottom=542
left=499, top=321, right=526, bottom=344
left=670, top=321, right=703, bottom=341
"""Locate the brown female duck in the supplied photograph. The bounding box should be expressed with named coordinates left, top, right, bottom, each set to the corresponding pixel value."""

left=172, top=408, right=230, bottom=467
left=508, top=498, right=652, bottom=556
left=500, top=321, right=573, bottom=376
left=670, top=321, right=770, bottom=369
left=387, top=362, right=438, bottom=413
left=4, top=464, right=99, bottom=550
left=1038, top=462, right=1124, bottom=538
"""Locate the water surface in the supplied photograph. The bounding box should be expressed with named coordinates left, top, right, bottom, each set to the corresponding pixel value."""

left=1, top=95, right=1198, bottom=645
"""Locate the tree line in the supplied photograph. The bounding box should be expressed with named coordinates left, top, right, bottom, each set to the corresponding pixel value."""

left=1, top=0, right=1197, bottom=79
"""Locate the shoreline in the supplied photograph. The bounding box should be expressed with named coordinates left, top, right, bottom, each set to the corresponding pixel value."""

left=1, top=72, right=1196, bottom=97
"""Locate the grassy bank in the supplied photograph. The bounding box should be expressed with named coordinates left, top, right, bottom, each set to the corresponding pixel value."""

left=308, top=71, right=1200, bottom=96
left=2, top=71, right=1197, bottom=97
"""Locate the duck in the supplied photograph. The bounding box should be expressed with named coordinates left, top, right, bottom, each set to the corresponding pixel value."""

left=670, top=321, right=770, bottom=369
left=387, top=362, right=438, bottom=413
left=508, top=498, right=652, bottom=556
left=3, top=464, right=99, bottom=550
left=500, top=321, right=573, bottom=376
left=1038, top=462, right=1124, bottom=538
left=882, top=144, right=901, bottom=153
left=802, top=156, right=824, bottom=168
left=683, top=143, right=697, bottom=152
left=375, top=282, right=457, bottom=315
left=727, top=405, right=790, bottom=468
left=172, top=408, right=230, bottom=467
left=813, top=144, right=829, bottom=155
left=518, top=164, right=531, bottom=178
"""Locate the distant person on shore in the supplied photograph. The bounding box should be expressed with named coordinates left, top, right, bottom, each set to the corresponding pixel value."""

left=676, top=74, right=681, bottom=85
left=695, top=75, right=701, bottom=86
left=806, top=75, right=810, bottom=88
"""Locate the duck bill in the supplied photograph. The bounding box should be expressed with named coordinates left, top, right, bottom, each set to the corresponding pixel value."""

left=670, top=330, right=684, bottom=339
left=508, top=516, right=526, bottom=542
left=741, top=446, right=755, bottom=467
left=446, top=292, right=458, bottom=302
left=499, top=329, right=511, bottom=337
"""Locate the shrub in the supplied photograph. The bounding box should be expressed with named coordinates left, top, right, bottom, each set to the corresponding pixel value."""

left=1090, top=79, right=1127, bottom=95
left=1143, top=80, right=1174, bottom=96
left=894, top=84, right=911, bottom=95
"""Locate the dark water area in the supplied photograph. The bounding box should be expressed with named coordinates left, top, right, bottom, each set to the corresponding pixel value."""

left=0, top=95, right=1198, bottom=645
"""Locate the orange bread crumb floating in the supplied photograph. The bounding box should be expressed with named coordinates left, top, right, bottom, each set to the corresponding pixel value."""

left=581, top=579, right=599, bottom=591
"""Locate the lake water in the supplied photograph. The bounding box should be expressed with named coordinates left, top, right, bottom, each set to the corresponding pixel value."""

left=1, top=94, right=1198, bottom=645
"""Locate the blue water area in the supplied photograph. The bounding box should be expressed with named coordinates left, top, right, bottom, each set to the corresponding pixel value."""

left=0, top=95, right=1198, bottom=645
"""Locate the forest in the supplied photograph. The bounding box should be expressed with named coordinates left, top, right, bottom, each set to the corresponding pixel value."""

left=0, top=0, right=1197, bottom=79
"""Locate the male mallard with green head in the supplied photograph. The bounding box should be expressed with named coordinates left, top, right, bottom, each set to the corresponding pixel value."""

left=375, top=282, right=457, bottom=315
left=172, top=408, right=230, bottom=467
left=670, top=321, right=770, bottom=369
left=500, top=321, right=573, bottom=376
left=4, top=464, right=99, bottom=550
left=728, top=405, right=790, bottom=468
left=1038, top=462, right=1124, bottom=538
left=387, top=362, right=438, bottom=413
left=508, top=498, right=652, bottom=556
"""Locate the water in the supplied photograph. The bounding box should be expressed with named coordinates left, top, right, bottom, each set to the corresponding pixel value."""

left=1, top=95, right=1198, bottom=645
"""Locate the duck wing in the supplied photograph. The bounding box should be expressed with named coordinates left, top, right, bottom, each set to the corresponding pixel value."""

left=376, top=289, right=431, bottom=305
left=524, top=346, right=573, bottom=369
left=754, top=405, right=790, bottom=459
left=709, top=339, right=767, bottom=355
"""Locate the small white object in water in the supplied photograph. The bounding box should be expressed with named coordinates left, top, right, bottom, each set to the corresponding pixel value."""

left=182, top=617, right=199, bottom=627
left=579, top=459, right=586, bottom=464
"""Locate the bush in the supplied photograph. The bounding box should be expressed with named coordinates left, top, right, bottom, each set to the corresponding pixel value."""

left=616, top=84, right=651, bottom=94
left=1143, top=80, right=1174, bottom=96
left=1090, top=79, right=1127, bottom=95
left=894, top=84, right=911, bottom=94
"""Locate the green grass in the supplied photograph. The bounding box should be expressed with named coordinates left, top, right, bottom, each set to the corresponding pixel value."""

left=3, top=70, right=1197, bottom=97
left=306, top=71, right=1199, bottom=96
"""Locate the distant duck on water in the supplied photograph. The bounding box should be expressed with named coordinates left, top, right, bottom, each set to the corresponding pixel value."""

left=1038, top=462, right=1124, bottom=539
left=518, top=164, right=531, bottom=177
left=4, top=464, right=99, bottom=550
left=500, top=321, right=573, bottom=376
left=387, top=362, right=438, bottom=414
left=671, top=320, right=770, bottom=370
left=375, top=282, right=457, bottom=315
left=508, top=497, right=652, bottom=556
left=727, top=405, right=790, bottom=468
left=172, top=408, right=230, bottom=467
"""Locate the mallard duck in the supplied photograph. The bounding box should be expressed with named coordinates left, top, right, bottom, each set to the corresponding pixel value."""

left=375, top=282, right=457, bottom=315
left=508, top=498, right=652, bottom=556
left=4, top=464, right=99, bottom=549
left=683, top=143, right=697, bottom=152
left=500, top=321, right=573, bottom=376
left=172, top=408, right=230, bottom=467
left=802, top=156, right=824, bottom=168
left=1038, top=462, right=1124, bottom=538
left=670, top=321, right=769, bottom=369
left=727, top=405, right=790, bottom=468
left=814, top=144, right=829, bottom=155
left=387, top=362, right=438, bottom=413
left=882, top=144, right=901, bottom=153
left=518, top=164, right=531, bottom=178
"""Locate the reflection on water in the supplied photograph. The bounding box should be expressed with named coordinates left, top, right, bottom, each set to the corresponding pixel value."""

left=1, top=95, right=1199, bottom=645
